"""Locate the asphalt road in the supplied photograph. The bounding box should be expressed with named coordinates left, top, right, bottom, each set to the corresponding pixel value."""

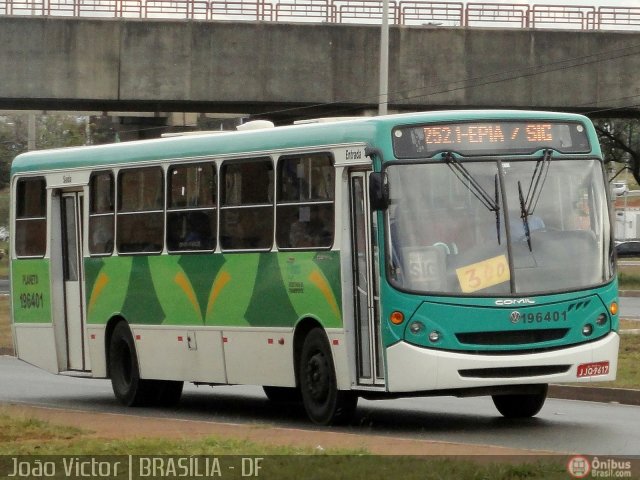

left=1, top=356, right=638, bottom=456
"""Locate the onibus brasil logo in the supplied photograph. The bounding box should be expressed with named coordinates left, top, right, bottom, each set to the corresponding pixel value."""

left=567, top=455, right=632, bottom=478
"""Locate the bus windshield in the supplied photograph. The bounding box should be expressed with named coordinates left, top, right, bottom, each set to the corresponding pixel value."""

left=386, top=158, right=612, bottom=295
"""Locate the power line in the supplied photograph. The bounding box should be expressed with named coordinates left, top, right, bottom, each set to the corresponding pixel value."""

left=244, top=40, right=640, bottom=121
left=92, top=38, right=640, bottom=134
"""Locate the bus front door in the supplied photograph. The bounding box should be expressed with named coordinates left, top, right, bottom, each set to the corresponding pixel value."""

left=349, top=172, right=384, bottom=386
left=60, top=192, right=88, bottom=371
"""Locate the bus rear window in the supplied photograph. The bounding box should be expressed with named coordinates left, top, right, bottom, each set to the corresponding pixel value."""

left=15, top=177, right=47, bottom=258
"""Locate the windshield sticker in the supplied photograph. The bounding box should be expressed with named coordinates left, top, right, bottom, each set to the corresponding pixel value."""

left=456, top=255, right=510, bottom=293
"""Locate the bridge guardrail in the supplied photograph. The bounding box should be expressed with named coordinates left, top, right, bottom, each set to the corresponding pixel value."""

left=1, top=0, right=639, bottom=30
left=466, top=2, right=529, bottom=28
left=398, top=1, right=462, bottom=27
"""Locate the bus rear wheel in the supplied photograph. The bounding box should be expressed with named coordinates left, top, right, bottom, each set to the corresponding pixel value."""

left=492, top=385, right=548, bottom=418
left=108, top=322, right=183, bottom=407
left=299, top=328, right=357, bottom=425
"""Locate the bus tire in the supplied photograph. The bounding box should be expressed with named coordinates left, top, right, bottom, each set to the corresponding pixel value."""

left=263, top=386, right=302, bottom=403
left=108, top=321, right=158, bottom=407
left=492, top=385, right=548, bottom=418
left=299, top=328, right=357, bottom=425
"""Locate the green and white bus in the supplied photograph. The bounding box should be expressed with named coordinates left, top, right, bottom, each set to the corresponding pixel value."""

left=10, top=110, right=619, bottom=425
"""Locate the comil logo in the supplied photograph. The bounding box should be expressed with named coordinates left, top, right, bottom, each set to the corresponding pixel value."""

left=567, top=456, right=591, bottom=478
left=495, top=298, right=536, bottom=306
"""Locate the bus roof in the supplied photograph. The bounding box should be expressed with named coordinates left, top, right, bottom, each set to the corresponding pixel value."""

left=10, top=110, right=595, bottom=175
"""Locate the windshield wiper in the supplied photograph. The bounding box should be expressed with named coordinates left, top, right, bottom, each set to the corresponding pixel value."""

left=517, top=180, right=532, bottom=251
left=494, top=173, right=501, bottom=245
left=518, top=149, right=552, bottom=251
left=444, top=152, right=501, bottom=244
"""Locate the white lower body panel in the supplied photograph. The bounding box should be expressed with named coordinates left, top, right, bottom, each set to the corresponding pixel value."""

left=83, top=324, right=351, bottom=390
left=132, top=326, right=227, bottom=384
left=386, top=332, right=619, bottom=393
left=13, top=324, right=60, bottom=374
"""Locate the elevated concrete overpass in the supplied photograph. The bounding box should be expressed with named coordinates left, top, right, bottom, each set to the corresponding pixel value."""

left=1, top=15, right=640, bottom=123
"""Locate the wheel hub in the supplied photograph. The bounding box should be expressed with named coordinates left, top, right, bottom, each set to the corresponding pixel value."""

left=306, top=352, right=329, bottom=402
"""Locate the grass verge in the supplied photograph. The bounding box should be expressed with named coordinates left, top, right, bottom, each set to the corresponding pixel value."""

left=0, top=409, right=568, bottom=479
left=591, top=333, right=640, bottom=389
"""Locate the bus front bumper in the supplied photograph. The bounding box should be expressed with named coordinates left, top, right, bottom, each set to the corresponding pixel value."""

left=385, top=332, right=619, bottom=393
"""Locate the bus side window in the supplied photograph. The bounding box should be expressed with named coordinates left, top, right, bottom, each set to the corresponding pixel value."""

left=220, top=158, right=274, bottom=250
left=15, top=177, right=47, bottom=258
left=117, top=167, right=164, bottom=254
left=167, top=163, right=216, bottom=252
left=89, top=171, right=114, bottom=256
left=276, top=153, right=334, bottom=250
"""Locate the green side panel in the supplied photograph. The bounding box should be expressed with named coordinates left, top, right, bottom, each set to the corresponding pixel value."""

left=313, top=251, right=342, bottom=312
left=148, top=254, right=226, bottom=326
left=85, top=256, right=133, bottom=325
left=277, top=251, right=343, bottom=328
left=178, top=254, right=226, bottom=320
left=206, top=253, right=261, bottom=326
left=84, top=257, right=105, bottom=302
left=11, top=259, right=52, bottom=324
left=84, top=251, right=343, bottom=328
left=121, top=256, right=166, bottom=325
left=245, top=253, right=299, bottom=327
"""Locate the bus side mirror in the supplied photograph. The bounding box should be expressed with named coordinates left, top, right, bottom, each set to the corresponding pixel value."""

left=369, top=172, right=389, bottom=210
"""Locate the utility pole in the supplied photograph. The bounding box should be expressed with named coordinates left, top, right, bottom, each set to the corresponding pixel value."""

left=378, top=0, right=389, bottom=116
left=27, top=113, right=36, bottom=151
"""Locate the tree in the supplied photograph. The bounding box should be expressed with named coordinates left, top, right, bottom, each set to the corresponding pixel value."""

left=0, top=114, right=88, bottom=190
left=593, top=118, right=640, bottom=183
left=36, top=115, right=86, bottom=150
left=0, top=116, right=28, bottom=189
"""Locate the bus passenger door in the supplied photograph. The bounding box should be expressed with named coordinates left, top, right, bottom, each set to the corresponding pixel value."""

left=349, top=172, right=384, bottom=386
left=60, top=192, right=88, bottom=371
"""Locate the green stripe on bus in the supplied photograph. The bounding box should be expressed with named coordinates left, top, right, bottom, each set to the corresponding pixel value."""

left=84, top=251, right=342, bottom=329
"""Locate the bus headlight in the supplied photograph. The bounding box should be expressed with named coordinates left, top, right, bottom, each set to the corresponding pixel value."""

left=409, top=321, right=424, bottom=334
left=428, top=331, right=441, bottom=343
left=582, top=323, right=594, bottom=336
left=596, top=313, right=608, bottom=326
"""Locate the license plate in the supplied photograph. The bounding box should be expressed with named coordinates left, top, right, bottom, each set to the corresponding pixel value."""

left=576, top=361, right=610, bottom=378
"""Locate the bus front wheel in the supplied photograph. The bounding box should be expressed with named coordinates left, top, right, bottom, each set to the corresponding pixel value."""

left=108, top=322, right=183, bottom=407
left=492, top=385, right=548, bottom=418
left=299, top=328, right=357, bottom=425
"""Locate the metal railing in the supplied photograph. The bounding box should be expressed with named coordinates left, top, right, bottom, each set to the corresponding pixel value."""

left=1, top=0, right=639, bottom=30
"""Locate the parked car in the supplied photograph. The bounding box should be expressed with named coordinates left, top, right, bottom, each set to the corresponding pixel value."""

left=612, top=181, right=629, bottom=196
left=615, top=240, right=640, bottom=257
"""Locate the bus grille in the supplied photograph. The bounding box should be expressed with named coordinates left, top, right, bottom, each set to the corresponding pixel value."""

left=458, top=365, right=571, bottom=378
left=455, top=328, right=569, bottom=346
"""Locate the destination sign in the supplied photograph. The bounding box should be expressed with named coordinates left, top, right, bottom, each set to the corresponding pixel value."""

left=392, top=121, right=591, bottom=158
